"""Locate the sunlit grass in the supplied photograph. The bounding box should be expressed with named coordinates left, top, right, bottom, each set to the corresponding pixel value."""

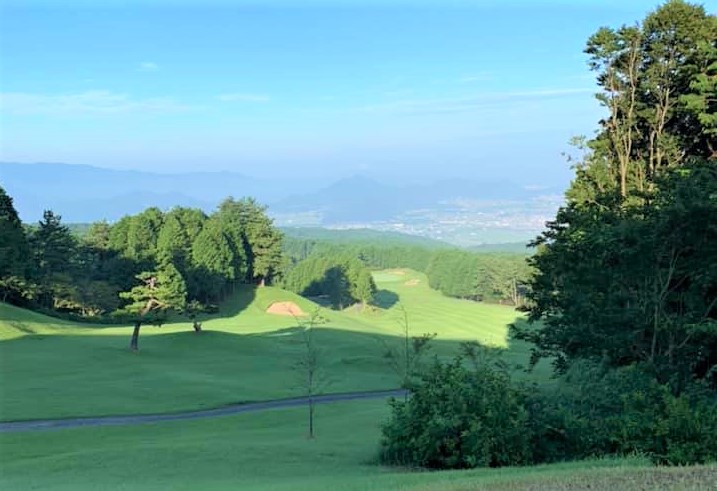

left=1, top=271, right=711, bottom=491
left=0, top=270, right=535, bottom=421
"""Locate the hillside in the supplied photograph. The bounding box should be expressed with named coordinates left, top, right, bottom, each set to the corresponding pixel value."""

left=0, top=269, right=535, bottom=422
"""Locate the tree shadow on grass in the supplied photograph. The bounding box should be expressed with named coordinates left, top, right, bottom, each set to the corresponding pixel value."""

left=209, top=284, right=258, bottom=319
left=373, top=290, right=400, bottom=310
left=0, top=313, right=550, bottom=421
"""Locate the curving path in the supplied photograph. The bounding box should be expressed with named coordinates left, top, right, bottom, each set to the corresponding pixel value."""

left=0, top=389, right=407, bottom=433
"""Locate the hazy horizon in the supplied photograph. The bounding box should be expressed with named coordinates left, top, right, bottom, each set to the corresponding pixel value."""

left=0, top=0, right=689, bottom=187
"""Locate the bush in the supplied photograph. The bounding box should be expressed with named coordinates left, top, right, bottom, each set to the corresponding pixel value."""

left=380, top=356, right=531, bottom=469
left=380, top=358, right=717, bottom=470
left=527, top=362, right=717, bottom=465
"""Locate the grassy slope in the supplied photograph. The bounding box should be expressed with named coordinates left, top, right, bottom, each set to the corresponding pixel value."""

left=2, top=399, right=714, bottom=491
left=1, top=271, right=714, bottom=490
left=0, top=269, right=542, bottom=422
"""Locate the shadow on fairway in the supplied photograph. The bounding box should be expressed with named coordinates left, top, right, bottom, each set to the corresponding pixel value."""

left=0, top=316, right=550, bottom=422
left=373, top=289, right=400, bottom=309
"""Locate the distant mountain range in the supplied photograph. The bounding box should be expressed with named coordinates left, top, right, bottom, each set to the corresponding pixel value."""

left=1, top=162, right=564, bottom=246
left=0, top=162, right=307, bottom=222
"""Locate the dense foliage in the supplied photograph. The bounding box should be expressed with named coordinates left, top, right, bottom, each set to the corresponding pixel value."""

left=380, top=354, right=531, bottom=469
left=382, top=0, right=717, bottom=471
left=381, top=355, right=717, bottom=469
left=283, top=239, right=437, bottom=272
left=0, top=193, right=283, bottom=327
left=426, top=250, right=531, bottom=305
left=527, top=362, right=717, bottom=466
left=514, top=0, right=717, bottom=391
left=281, top=255, right=376, bottom=309
left=284, top=239, right=532, bottom=306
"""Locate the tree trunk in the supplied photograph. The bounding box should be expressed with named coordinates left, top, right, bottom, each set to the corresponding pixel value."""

left=193, top=321, right=202, bottom=333
left=259, top=277, right=266, bottom=288
left=130, top=321, right=142, bottom=351
left=308, top=396, right=314, bottom=439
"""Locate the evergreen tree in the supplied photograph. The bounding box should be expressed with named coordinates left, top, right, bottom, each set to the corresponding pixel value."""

left=190, top=218, right=236, bottom=302
left=119, top=257, right=187, bottom=351
left=214, top=198, right=249, bottom=282
left=30, top=210, right=76, bottom=279
left=354, top=268, right=377, bottom=308
left=125, top=207, right=163, bottom=261
left=84, top=221, right=111, bottom=250
left=107, top=216, right=132, bottom=254
left=216, top=197, right=283, bottom=285
left=0, top=186, right=30, bottom=278
left=156, top=212, right=190, bottom=265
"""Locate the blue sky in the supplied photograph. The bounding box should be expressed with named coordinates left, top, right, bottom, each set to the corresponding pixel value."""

left=2, top=0, right=712, bottom=186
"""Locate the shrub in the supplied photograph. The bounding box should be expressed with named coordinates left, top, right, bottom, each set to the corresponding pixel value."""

left=381, top=358, right=717, bottom=469
left=528, top=362, right=717, bottom=465
left=379, top=356, right=531, bottom=469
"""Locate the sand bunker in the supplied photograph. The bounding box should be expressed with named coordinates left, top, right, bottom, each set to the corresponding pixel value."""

left=266, top=301, right=307, bottom=316
left=404, top=279, right=420, bottom=287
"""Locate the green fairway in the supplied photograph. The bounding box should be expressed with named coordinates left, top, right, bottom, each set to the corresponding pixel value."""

left=0, top=271, right=712, bottom=491
left=0, top=269, right=541, bottom=422
left=2, top=399, right=714, bottom=491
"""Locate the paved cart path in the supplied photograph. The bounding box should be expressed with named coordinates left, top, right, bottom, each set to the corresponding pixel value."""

left=0, top=389, right=407, bottom=433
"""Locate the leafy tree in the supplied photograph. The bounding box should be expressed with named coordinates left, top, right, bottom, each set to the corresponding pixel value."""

left=515, top=1, right=717, bottom=391
left=380, top=353, right=531, bottom=469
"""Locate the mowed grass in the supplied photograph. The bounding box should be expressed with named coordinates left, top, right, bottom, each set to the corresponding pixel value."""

left=2, top=399, right=714, bottom=491
left=0, top=269, right=538, bottom=421
left=2, top=270, right=715, bottom=491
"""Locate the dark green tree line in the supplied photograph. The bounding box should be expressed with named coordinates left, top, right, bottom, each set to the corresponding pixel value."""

left=284, top=239, right=532, bottom=306
left=0, top=191, right=283, bottom=348
left=281, top=254, right=377, bottom=309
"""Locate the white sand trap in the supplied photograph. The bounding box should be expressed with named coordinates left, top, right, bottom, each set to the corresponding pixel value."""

left=404, top=279, right=420, bottom=286
left=266, top=301, right=307, bottom=316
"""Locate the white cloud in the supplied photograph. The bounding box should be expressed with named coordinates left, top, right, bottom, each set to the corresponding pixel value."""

left=356, top=87, right=594, bottom=115
left=0, top=90, right=193, bottom=116
left=217, top=93, right=271, bottom=103
left=138, top=61, right=159, bottom=72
